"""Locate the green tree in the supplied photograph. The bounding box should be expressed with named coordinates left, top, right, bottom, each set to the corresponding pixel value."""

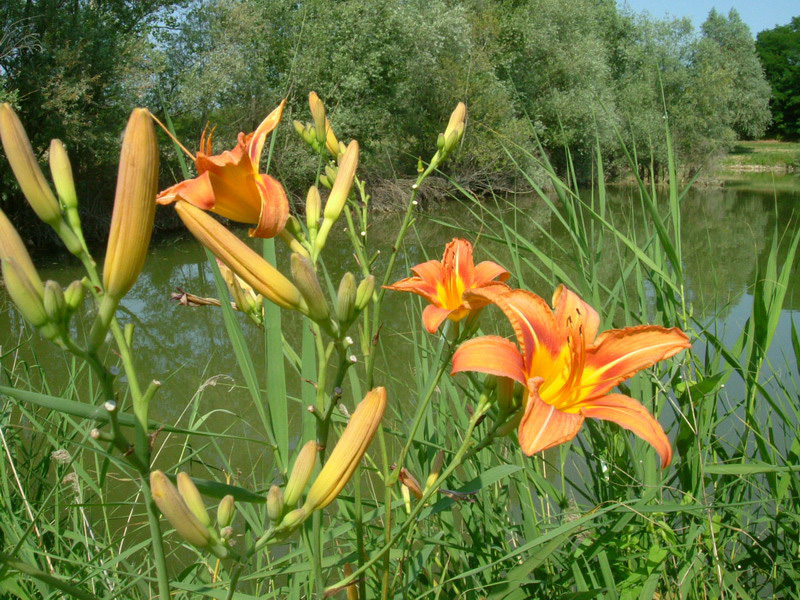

left=756, top=16, right=800, bottom=139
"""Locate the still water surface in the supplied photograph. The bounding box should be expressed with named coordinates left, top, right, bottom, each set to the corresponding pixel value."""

left=1, top=182, right=798, bottom=481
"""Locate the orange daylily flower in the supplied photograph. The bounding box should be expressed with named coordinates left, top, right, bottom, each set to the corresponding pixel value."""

left=452, top=285, right=690, bottom=468
left=157, top=100, right=289, bottom=238
left=385, top=238, right=510, bottom=334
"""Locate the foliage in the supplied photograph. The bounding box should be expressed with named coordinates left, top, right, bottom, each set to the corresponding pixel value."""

left=756, top=16, right=800, bottom=140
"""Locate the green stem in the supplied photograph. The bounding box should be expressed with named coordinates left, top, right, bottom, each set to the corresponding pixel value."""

left=326, top=395, right=491, bottom=594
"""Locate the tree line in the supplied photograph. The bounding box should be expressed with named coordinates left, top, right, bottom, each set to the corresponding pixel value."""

left=0, top=0, right=792, bottom=247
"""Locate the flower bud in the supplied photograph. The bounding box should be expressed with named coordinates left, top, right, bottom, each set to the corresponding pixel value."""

left=267, top=485, right=284, bottom=523
left=63, top=280, right=85, bottom=315
left=103, top=108, right=159, bottom=300
left=150, top=470, right=214, bottom=549
left=290, top=253, right=329, bottom=323
left=0, top=208, right=42, bottom=290
left=323, top=141, right=358, bottom=223
left=305, top=186, right=321, bottom=233
left=293, top=120, right=306, bottom=138
left=177, top=472, right=211, bottom=527
left=304, top=387, right=387, bottom=512
left=43, top=280, right=66, bottom=324
left=309, top=91, right=327, bottom=146
left=217, top=494, right=235, bottom=528
left=49, top=139, right=78, bottom=210
left=444, top=102, right=466, bottom=141
left=284, top=440, right=318, bottom=508
left=2, top=258, right=59, bottom=341
left=425, top=450, right=445, bottom=492
left=355, top=275, right=375, bottom=311
left=277, top=507, right=307, bottom=532
left=496, top=411, right=522, bottom=437
left=176, top=202, right=304, bottom=311
left=336, top=272, right=357, bottom=324
left=0, top=103, right=61, bottom=225
left=325, top=118, right=339, bottom=157
left=436, top=133, right=445, bottom=151
left=496, top=376, right=515, bottom=413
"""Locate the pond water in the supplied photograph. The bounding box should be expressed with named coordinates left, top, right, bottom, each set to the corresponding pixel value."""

left=1, top=180, right=799, bottom=484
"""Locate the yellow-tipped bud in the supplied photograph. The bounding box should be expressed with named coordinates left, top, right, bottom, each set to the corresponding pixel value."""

left=305, top=186, right=321, bottom=233
left=309, top=91, right=327, bottom=146
left=444, top=102, right=466, bottom=141
left=304, top=387, right=387, bottom=512
left=49, top=140, right=78, bottom=210
left=1, top=258, right=52, bottom=337
left=216, top=494, right=235, bottom=528
left=324, top=164, right=338, bottom=187
left=217, top=259, right=261, bottom=314
left=176, top=202, right=304, bottom=311
left=150, top=470, right=214, bottom=549
left=325, top=118, right=339, bottom=157
left=177, top=472, right=211, bottom=527
left=0, top=208, right=42, bottom=290
left=323, top=141, right=358, bottom=223
left=43, top=280, right=66, bottom=324
left=425, top=450, right=445, bottom=492
left=336, top=272, right=357, bottom=324
left=102, top=108, right=159, bottom=300
left=267, top=485, right=284, bottom=523
left=290, top=253, right=329, bottom=323
left=293, top=120, right=306, bottom=138
left=398, top=468, right=423, bottom=499
left=63, top=280, right=85, bottom=315
left=284, top=440, right=318, bottom=507
left=443, top=122, right=465, bottom=154
left=277, top=507, right=307, bottom=533
left=355, top=275, right=375, bottom=311
left=0, top=103, right=61, bottom=225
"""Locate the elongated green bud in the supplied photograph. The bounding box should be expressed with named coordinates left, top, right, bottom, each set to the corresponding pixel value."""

left=150, top=470, right=214, bottom=549
left=267, top=485, right=284, bottom=523
left=309, top=91, right=327, bottom=146
left=63, top=280, right=85, bottom=315
left=2, top=258, right=59, bottom=340
left=277, top=507, right=307, bottom=533
left=496, top=376, right=515, bottom=413
left=355, top=275, right=375, bottom=311
left=306, top=186, right=321, bottom=233
left=49, top=139, right=78, bottom=210
left=0, top=103, right=61, bottom=225
left=336, top=272, right=357, bottom=324
left=284, top=440, right=318, bottom=508
left=216, top=494, right=235, bottom=528
left=43, top=280, right=66, bottom=324
left=323, top=141, right=358, bottom=223
left=177, top=472, right=211, bottom=527
left=290, top=253, right=329, bottom=323
left=0, top=208, right=42, bottom=290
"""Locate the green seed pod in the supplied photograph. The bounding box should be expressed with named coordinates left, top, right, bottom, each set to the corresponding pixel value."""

left=216, top=494, right=235, bottom=529
left=63, top=280, right=85, bottom=315
left=355, top=275, right=375, bottom=311
left=284, top=440, right=317, bottom=508
left=290, top=253, right=329, bottom=323
left=267, top=484, right=284, bottom=523
left=43, top=280, right=66, bottom=324
left=336, top=272, right=357, bottom=324
left=177, top=472, right=211, bottom=527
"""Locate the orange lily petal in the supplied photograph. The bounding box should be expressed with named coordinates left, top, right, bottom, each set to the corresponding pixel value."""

left=464, top=281, right=511, bottom=310
left=552, top=284, right=600, bottom=344
left=473, top=260, right=510, bottom=285
left=451, top=335, right=526, bottom=384
left=204, top=168, right=261, bottom=223
left=579, top=393, right=673, bottom=468
left=383, top=276, right=437, bottom=303
left=156, top=171, right=215, bottom=209
left=422, top=304, right=452, bottom=333
left=250, top=174, right=289, bottom=238
left=587, top=325, right=690, bottom=396
left=518, top=377, right=584, bottom=456
left=409, top=260, right=444, bottom=289
left=443, top=238, right=474, bottom=285
left=247, top=99, right=286, bottom=166
left=466, top=287, right=562, bottom=363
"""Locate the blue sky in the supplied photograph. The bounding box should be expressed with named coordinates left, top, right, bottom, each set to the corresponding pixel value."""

left=618, top=1, right=797, bottom=35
